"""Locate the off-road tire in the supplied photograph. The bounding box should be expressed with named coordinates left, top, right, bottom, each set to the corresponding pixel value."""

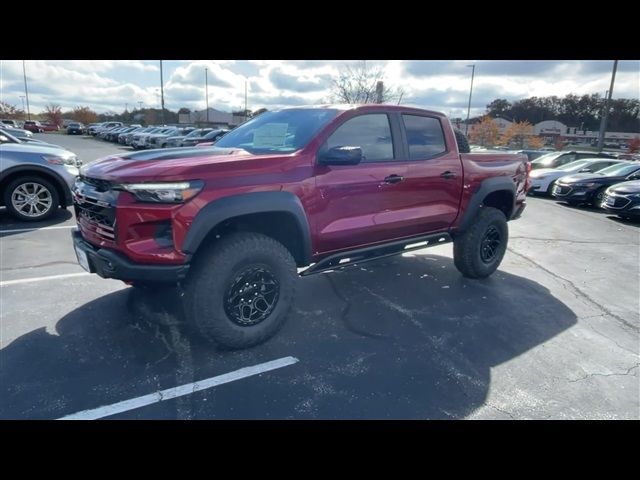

left=183, top=232, right=297, bottom=349
left=453, top=207, right=508, bottom=279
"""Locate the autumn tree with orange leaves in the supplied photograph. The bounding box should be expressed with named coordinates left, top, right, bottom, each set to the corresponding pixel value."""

left=500, top=121, right=535, bottom=149
left=469, top=116, right=499, bottom=147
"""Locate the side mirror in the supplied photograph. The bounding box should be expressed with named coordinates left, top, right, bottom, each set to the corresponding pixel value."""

left=318, top=146, right=363, bottom=166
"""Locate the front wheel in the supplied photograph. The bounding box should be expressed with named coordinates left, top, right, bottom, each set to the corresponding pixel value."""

left=592, top=187, right=607, bottom=207
left=3, top=176, right=59, bottom=222
left=183, top=232, right=297, bottom=349
left=453, top=207, right=508, bottom=279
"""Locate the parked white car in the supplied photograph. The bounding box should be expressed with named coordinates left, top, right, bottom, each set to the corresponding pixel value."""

left=529, top=158, right=624, bottom=195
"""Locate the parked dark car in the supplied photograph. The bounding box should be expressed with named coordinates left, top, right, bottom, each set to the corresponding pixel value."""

left=531, top=151, right=617, bottom=170
left=67, top=122, right=84, bottom=135
left=551, top=162, right=640, bottom=207
left=602, top=181, right=640, bottom=220
left=181, top=128, right=229, bottom=147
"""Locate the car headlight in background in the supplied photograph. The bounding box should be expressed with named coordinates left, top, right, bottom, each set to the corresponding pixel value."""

left=116, top=180, right=204, bottom=203
left=573, top=182, right=598, bottom=188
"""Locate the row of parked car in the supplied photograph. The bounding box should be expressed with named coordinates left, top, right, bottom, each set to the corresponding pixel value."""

left=528, top=150, right=640, bottom=221
left=85, top=122, right=230, bottom=149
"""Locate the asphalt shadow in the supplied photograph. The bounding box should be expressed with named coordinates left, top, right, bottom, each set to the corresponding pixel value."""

left=0, top=254, right=577, bottom=419
left=0, top=207, right=73, bottom=235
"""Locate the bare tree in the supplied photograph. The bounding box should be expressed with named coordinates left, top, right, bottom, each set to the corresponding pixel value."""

left=329, top=61, right=405, bottom=104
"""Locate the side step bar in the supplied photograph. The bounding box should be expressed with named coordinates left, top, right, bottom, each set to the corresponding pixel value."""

left=300, top=232, right=452, bottom=277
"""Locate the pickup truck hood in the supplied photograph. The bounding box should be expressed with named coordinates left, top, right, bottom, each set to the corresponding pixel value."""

left=80, top=147, right=291, bottom=182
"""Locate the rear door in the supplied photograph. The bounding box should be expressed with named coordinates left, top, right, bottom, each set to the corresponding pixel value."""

left=313, top=111, right=463, bottom=254
left=398, top=113, right=463, bottom=232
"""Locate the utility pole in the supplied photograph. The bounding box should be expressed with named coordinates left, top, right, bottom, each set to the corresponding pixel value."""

left=138, top=101, right=143, bottom=110
left=244, top=79, right=248, bottom=122
left=465, top=64, right=476, bottom=135
left=375, top=81, right=384, bottom=103
left=125, top=103, right=128, bottom=112
left=160, top=60, right=165, bottom=124
left=597, top=61, right=618, bottom=152
left=205, top=68, right=209, bottom=124
left=22, top=60, right=31, bottom=121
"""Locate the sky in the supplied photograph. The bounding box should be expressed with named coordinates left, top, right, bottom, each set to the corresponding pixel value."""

left=1, top=60, right=638, bottom=119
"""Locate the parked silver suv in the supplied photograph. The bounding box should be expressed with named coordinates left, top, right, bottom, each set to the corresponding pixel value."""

left=0, top=133, right=81, bottom=221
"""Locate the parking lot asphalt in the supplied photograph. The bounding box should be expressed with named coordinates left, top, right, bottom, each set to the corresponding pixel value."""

left=0, top=133, right=638, bottom=419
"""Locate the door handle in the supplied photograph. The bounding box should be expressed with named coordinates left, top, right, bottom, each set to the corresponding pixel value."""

left=383, top=174, right=404, bottom=184
left=440, top=171, right=457, bottom=179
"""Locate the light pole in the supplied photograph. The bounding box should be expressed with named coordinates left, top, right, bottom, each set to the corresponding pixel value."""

left=205, top=68, right=209, bottom=124
left=138, top=101, right=143, bottom=110
left=22, top=60, right=31, bottom=121
left=244, top=78, right=248, bottom=122
left=465, top=64, right=475, bottom=135
left=597, top=61, right=618, bottom=152
left=19, top=96, right=26, bottom=117
left=159, top=60, right=165, bottom=124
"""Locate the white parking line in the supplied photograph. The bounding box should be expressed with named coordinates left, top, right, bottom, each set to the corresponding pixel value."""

left=58, top=356, right=300, bottom=420
left=0, top=225, right=77, bottom=234
left=0, top=272, right=90, bottom=286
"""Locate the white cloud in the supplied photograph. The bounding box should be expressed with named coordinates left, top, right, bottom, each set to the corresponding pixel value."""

left=0, top=60, right=637, bottom=121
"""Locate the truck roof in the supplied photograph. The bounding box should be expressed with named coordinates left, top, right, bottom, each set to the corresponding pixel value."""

left=283, top=104, right=446, bottom=117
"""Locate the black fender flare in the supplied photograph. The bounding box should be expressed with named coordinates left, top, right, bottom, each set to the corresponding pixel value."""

left=182, top=191, right=312, bottom=264
left=0, top=165, right=73, bottom=207
left=456, top=176, right=516, bottom=233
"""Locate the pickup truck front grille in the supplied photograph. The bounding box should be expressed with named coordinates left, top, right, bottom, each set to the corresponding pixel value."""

left=79, top=175, right=112, bottom=192
left=76, top=195, right=116, bottom=242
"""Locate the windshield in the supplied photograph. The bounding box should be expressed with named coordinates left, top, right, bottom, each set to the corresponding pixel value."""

left=215, top=108, right=340, bottom=154
left=597, top=163, right=639, bottom=177
left=531, top=152, right=563, bottom=166
left=557, top=160, right=590, bottom=171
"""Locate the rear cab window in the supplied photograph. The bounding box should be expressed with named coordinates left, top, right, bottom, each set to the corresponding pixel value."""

left=401, top=114, right=447, bottom=159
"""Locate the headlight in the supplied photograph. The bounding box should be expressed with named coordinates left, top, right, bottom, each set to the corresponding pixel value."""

left=116, top=180, right=204, bottom=203
left=43, top=154, right=79, bottom=166
left=573, top=182, right=597, bottom=188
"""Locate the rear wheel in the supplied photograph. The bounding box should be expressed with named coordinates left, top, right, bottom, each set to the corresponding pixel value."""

left=183, top=232, right=297, bottom=349
left=3, top=176, right=59, bottom=222
left=453, top=207, right=508, bottom=279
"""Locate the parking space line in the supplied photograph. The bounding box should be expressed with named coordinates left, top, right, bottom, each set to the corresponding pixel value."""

left=57, top=356, right=300, bottom=420
left=0, top=272, right=90, bottom=286
left=0, top=225, right=76, bottom=234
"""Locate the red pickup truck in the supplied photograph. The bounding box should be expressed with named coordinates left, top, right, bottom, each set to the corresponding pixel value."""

left=72, top=105, right=529, bottom=348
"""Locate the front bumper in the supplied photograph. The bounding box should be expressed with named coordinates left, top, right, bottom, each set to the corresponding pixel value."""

left=602, top=193, right=640, bottom=217
left=72, top=230, right=189, bottom=283
left=551, top=184, right=596, bottom=202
